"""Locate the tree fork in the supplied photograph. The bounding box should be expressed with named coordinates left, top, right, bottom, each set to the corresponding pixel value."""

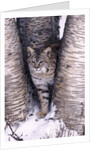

left=17, top=17, right=60, bottom=107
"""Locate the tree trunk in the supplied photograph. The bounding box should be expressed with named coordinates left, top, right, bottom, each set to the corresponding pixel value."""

left=53, top=15, right=85, bottom=135
left=17, top=17, right=59, bottom=50
left=5, top=19, right=27, bottom=124
left=17, top=17, right=60, bottom=105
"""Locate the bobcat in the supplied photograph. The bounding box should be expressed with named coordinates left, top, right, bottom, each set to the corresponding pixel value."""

left=27, top=45, right=58, bottom=119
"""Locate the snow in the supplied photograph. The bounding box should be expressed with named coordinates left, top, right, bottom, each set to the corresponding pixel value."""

left=5, top=104, right=78, bottom=141
left=59, top=16, right=67, bottom=39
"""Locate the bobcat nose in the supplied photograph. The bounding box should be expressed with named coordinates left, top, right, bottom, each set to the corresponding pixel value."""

left=34, top=64, right=40, bottom=69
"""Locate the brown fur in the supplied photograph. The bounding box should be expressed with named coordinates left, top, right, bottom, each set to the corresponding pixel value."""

left=27, top=46, right=57, bottom=118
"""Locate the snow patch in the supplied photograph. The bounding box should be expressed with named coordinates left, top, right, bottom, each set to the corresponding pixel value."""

left=59, top=16, right=67, bottom=39
left=5, top=105, right=78, bottom=141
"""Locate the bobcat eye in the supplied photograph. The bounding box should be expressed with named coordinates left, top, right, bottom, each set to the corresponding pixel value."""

left=40, top=61, right=44, bottom=64
left=32, top=61, right=35, bottom=64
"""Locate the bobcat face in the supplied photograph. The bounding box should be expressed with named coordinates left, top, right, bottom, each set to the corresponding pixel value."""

left=30, top=58, right=49, bottom=74
left=27, top=46, right=51, bottom=74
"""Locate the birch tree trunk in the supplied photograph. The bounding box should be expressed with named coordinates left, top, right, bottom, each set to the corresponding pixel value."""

left=53, top=15, right=85, bottom=135
left=5, top=19, right=27, bottom=124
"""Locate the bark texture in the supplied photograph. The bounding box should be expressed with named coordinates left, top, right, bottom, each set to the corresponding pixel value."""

left=53, top=15, right=85, bottom=135
left=17, top=17, right=59, bottom=50
left=5, top=19, right=27, bottom=124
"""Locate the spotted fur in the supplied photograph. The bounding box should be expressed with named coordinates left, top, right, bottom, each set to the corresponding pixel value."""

left=27, top=46, right=57, bottom=118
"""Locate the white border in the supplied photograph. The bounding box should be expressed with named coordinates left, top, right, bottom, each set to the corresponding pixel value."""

left=0, top=8, right=89, bottom=149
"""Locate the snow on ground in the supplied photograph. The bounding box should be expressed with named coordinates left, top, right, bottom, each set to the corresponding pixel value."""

left=5, top=104, right=78, bottom=141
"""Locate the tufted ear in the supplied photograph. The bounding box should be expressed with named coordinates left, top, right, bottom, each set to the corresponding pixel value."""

left=43, top=47, right=52, bottom=58
left=27, top=46, right=35, bottom=57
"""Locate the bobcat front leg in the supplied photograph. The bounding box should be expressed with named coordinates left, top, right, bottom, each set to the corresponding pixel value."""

left=37, top=90, right=49, bottom=119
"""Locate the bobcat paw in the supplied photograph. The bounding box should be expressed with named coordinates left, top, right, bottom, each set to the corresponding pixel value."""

left=37, top=111, right=47, bottom=119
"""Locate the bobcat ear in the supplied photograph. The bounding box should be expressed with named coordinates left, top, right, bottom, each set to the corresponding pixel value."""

left=27, top=46, right=35, bottom=57
left=43, top=47, right=51, bottom=58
